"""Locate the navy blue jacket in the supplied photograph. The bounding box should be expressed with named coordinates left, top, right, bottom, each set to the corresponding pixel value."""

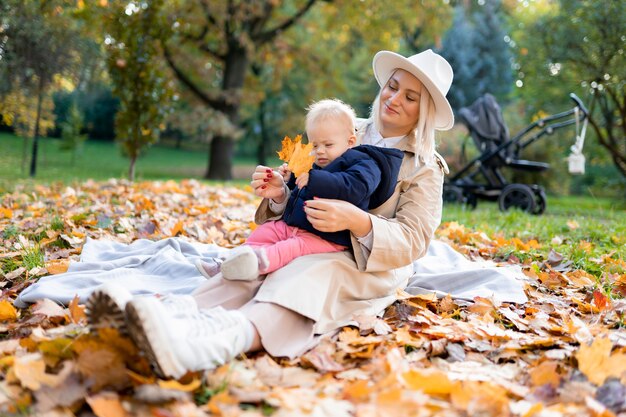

left=282, top=145, right=404, bottom=247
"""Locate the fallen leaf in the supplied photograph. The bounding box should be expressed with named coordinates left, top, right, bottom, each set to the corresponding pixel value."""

left=575, top=336, right=626, bottom=385
left=31, top=299, right=67, bottom=320
left=86, top=392, right=129, bottom=417
left=13, top=353, right=73, bottom=390
left=0, top=300, right=18, bottom=321
left=157, top=377, right=201, bottom=392
left=529, top=361, right=560, bottom=388
left=402, top=368, right=456, bottom=394
left=68, top=295, right=86, bottom=324
left=45, top=259, right=70, bottom=275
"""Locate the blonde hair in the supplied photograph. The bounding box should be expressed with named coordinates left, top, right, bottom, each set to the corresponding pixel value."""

left=369, top=74, right=437, bottom=161
left=305, top=98, right=356, bottom=138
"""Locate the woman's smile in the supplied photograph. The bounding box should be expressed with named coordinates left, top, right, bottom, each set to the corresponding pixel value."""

left=384, top=103, right=399, bottom=115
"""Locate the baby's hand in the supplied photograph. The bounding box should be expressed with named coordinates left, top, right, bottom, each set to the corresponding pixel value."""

left=277, top=163, right=291, bottom=182
left=295, top=172, right=309, bottom=188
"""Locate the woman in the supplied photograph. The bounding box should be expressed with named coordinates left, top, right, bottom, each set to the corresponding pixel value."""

left=88, top=49, right=455, bottom=379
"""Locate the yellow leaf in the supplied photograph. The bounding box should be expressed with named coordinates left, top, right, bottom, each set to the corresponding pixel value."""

left=170, top=220, right=184, bottom=237
left=0, top=300, right=18, bottom=321
left=288, top=141, right=315, bottom=178
left=277, top=135, right=297, bottom=161
left=343, top=379, right=371, bottom=401
left=46, top=259, right=70, bottom=275
left=0, top=355, right=14, bottom=368
left=575, top=336, right=626, bottom=385
left=529, top=361, right=560, bottom=388
left=402, top=368, right=455, bottom=394
left=277, top=135, right=314, bottom=178
left=158, top=377, right=202, bottom=392
left=0, top=207, right=12, bottom=219
left=13, top=353, right=72, bottom=390
left=87, top=392, right=129, bottom=417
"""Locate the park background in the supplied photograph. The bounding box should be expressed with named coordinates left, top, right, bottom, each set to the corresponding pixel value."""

left=0, top=0, right=624, bottom=203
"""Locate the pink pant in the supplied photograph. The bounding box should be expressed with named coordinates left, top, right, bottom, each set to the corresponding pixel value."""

left=245, top=221, right=346, bottom=274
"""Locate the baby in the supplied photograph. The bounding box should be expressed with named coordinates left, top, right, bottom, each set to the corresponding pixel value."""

left=197, top=98, right=404, bottom=280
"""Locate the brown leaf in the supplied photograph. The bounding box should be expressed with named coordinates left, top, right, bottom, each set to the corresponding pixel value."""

left=68, top=295, right=87, bottom=324
left=31, top=299, right=67, bottom=320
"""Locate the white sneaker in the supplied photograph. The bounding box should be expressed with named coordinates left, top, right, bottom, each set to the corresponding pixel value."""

left=221, top=246, right=264, bottom=281
left=125, top=299, right=251, bottom=379
left=86, top=282, right=133, bottom=334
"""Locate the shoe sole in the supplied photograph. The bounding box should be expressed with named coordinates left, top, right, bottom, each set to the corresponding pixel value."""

left=125, top=298, right=186, bottom=379
left=85, top=288, right=128, bottom=334
left=195, top=258, right=215, bottom=280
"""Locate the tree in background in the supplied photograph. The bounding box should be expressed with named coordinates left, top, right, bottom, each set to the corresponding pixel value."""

left=515, top=0, right=625, bottom=182
left=162, top=0, right=321, bottom=180
left=241, top=0, right=454, bottom=165
left=439, top=7, right=478, bottom=111
left=0, top=0, right=78, bottom=177
left=59, top=102, right=87, bottom=165
left=103, top=0, right=173, bottom=181
left=439, top=0, right=513, bottom=111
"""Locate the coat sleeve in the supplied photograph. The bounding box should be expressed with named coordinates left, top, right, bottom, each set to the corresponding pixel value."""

left=305, top=159, right=381, bottom=206
left=350, top=158, right=444, bottom=273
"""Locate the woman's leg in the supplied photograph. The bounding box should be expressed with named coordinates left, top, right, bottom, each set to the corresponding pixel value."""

left=240, top=300, right=317, bottom=358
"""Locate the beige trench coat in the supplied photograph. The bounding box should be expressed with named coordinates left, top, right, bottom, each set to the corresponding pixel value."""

left=248, top=119, right=448, bottom=334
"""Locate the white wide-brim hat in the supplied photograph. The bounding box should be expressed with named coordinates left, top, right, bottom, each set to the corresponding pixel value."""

left=373, top=49, right=454, bottom=131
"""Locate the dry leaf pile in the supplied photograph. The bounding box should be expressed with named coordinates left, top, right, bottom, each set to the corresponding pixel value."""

left=1, top=180, right=625, bottom=417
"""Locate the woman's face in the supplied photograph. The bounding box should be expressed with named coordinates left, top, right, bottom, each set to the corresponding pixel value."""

left=379, top=69, right=423, bottom=136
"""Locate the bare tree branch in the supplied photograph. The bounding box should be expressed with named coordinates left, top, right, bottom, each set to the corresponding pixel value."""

left=163, top=45, right=226, bottom=110
left=255, top=0, right=318, bottom=44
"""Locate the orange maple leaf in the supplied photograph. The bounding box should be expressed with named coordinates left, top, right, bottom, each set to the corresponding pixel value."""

left=276, top=134, right=315, bottom=178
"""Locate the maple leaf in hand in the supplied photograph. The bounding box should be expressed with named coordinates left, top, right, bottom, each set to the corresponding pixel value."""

left=276, top=134, right=315, bottom=178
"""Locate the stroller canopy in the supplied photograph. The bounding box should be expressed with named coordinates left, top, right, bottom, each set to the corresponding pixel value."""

left=458, top=93, right=509, bottom=143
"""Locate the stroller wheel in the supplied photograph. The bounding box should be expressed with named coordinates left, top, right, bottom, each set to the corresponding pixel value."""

left=498, top=184, right=536, bottom=213
left=443, top=185, right=477, bottom=210
left=443, top=185, right=464, bottom=204
left=532, top=187, right=547, bottom=215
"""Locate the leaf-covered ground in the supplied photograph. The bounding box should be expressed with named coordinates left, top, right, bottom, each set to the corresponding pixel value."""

left=1, top=180, right=625, bottom=417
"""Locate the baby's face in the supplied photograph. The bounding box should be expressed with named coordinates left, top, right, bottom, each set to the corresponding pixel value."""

left=307, top=119, right=355, bottom=168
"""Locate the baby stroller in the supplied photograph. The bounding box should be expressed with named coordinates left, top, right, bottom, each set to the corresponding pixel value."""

left=443, top=93, right=589, bottom=214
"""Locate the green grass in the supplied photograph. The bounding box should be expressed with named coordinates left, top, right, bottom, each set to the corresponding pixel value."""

left=0, top=132, right=281, bottom=191
left=443, top=196, right=626, bottom=277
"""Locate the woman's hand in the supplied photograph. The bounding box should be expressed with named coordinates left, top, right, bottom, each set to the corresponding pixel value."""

left=303, top=198, right=372, bottom=237
left=251, top=165, right=287, bottom=202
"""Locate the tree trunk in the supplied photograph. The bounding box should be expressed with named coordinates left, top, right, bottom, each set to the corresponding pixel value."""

left=129, top=155, right=136, bottom=182
left=257, top=98, right=268, bottom=166
left=206, top=135, right=234, bottom=180
left=29, top=81, right=45, bottom=177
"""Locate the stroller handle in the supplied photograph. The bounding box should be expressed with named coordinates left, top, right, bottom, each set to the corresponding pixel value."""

left=569, top=93, right=589, bottom=118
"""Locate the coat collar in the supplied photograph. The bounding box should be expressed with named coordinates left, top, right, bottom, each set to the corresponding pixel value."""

left=356, top=118, right=418, bottom=157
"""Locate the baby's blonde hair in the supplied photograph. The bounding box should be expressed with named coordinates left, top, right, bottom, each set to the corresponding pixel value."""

left=305, top=98, right=356, bottom=138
